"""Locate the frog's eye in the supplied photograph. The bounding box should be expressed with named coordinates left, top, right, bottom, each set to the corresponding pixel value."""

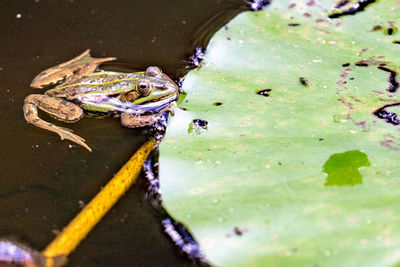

left=146, top=66, right=162, bottom=77
left=137, top=79, right=152, bottom=96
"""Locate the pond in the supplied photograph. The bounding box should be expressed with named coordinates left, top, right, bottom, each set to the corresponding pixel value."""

left=0, top=0, right=247, bottom=266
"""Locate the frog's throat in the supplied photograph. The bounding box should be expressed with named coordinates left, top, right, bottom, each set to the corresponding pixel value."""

left=79, top=95, right=176, bottom=115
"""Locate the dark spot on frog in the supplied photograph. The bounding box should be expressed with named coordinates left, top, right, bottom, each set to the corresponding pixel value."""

left=374, top=103, right=400, bottom=125
left=256, top=89, right=272, bottom=97
left=288, top=3, right=296, bottom=9
left=60, top=99, right=70, bottom=106
left=224, top=25, right=229, bottom=30
left=299, top=77, right=308, bottom=86
left=328, top=0, right=377, bottom=19
left=377, top=66, right=399, bottom=93
left=227, top=37, right=231, bottom=41
left=319, top=138, right=324, bottom=141
left=24, top=109, right=33, bottom=117
left=342, top=63, right=350, bottom=67
left=288, top=23, right=300, bottom=27
left=278, top=162, right=282, bottom=165
left=322, top=150, right=371, bottom=186
left=349, top=77, right=354, bottom=80
left=213, top=102, right=223, bottom=106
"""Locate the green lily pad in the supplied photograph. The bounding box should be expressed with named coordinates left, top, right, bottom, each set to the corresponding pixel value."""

left=159, top=1, right=400, bottom=266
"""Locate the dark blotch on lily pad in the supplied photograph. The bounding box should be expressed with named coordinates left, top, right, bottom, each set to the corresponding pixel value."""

left=323, top=150, right=371, bottom=186
left=257, top=89, right=272, bottom=97
left=299, top=77, right=308, bottom=86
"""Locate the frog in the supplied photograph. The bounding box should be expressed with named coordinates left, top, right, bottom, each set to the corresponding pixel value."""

left=23, top=49, right=179, bottom=151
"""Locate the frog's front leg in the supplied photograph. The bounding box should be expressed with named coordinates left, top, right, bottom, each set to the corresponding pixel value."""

left=23, top=94, right=92, bottom=151
left=120, top=106, right=175, bottom=128
left=120, top=112, right=162, bottom=128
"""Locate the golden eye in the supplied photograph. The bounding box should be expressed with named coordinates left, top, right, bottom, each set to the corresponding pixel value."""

left=137, top=79, right=152, bottom=96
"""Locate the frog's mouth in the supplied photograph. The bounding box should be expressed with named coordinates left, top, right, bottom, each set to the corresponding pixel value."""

left=102, top=95, right=176, bottom=115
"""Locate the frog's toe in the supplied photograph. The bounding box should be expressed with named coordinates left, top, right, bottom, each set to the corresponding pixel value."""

left=58, top=126, right=75, bottom=133
left=57, top=128, right=92, bottom=152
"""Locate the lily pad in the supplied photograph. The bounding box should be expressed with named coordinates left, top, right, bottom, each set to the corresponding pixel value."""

left=160, top=1, right=400, bottom=266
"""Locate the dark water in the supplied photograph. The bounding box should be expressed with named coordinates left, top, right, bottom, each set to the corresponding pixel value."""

left=0, top=0, right=244, bottom=266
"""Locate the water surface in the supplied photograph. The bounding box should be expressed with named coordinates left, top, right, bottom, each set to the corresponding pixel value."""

left=0, top=0, right=244, bottom=265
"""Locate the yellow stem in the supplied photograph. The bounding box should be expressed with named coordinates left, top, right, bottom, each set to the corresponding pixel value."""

left=42, top=140, right=156, bottom=265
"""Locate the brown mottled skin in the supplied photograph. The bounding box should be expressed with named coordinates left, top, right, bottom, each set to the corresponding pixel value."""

left=23, top=49, right=179, bottom=151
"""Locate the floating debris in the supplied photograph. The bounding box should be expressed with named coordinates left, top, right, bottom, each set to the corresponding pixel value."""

left=244, top=0, right=271, bottom=11
left=256, top=89, right=272, bottom=97
left=187, top=47, right=205, bottom=68
left=328, top=0, right=376, bottom=19
left=162, top=217, right=207, bottom=263
left=188, top=119, right=208, bottom=136
left=374, top=103, right=400, bottom=125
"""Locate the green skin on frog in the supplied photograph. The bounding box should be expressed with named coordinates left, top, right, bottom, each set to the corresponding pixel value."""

left=23, top=49, right=179, bottom=151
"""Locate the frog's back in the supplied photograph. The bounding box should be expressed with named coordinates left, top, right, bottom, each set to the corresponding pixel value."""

left=45, top=71, right=143, bottom=99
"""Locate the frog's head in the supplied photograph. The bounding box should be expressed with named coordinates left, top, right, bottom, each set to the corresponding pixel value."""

left=124, top=67, right=179, bottom=105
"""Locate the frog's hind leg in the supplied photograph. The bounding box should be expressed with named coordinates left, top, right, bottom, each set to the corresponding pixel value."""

left=23, top=94, right=92, bottom=151
left=31, top=49, right=117, bottom=88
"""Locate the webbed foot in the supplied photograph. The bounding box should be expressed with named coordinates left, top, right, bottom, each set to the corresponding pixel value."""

left=23, top=94, right=92, bottom=151
left=56, top=127, right=92, bottom=152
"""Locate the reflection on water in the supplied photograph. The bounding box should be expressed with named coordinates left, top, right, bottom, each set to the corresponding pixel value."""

left=0, top=0, right=245, bottom=266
